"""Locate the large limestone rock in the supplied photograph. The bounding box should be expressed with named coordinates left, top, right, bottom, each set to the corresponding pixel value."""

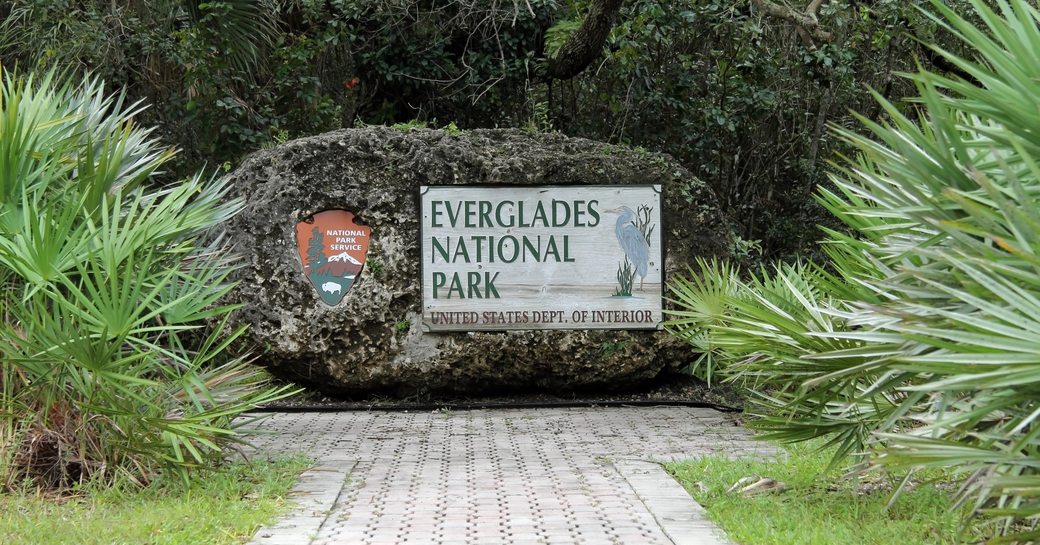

left=223, top=128, right=732, bottom=395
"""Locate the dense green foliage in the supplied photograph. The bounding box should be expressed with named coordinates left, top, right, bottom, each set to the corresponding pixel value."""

left=0, top=0, right=976, bottom=258
left=0, top=71, right=293, bottom=489
left=667, top=441, right=979, bottom=545
left=666, top=0, right=1040, bottom=540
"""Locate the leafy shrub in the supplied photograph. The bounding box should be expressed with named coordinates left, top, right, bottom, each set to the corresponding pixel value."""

left=0, top=70, right=293, bottom=489
left=667, top=0, right=1040, bottom=540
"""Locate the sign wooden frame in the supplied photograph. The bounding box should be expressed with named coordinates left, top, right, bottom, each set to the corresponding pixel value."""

left=419, top=185, right=664, bottom=332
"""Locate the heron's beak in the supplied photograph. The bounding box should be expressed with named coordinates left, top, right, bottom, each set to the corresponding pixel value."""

left=602, top=207, right=620, bottom=214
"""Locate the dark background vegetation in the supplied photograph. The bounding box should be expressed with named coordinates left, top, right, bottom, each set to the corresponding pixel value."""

left=0, top=0, right=974, bottom=260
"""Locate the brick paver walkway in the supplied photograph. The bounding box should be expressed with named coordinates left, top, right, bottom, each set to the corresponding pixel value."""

left=241, top=407, right=770, bottom=545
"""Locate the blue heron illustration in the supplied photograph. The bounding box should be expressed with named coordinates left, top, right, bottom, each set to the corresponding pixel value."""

left=605, top=205, right=651, bottom=291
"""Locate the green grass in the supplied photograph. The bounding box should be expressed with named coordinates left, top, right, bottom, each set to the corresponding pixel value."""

left=666, top=442, right=983, bottom=545
left=0, top=456, right=310, bottom=545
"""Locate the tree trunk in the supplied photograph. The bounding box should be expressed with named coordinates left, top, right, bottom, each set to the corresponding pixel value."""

left=545, top=0, right=625, bottom=80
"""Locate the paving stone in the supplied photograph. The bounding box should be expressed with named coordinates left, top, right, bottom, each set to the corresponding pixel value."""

left=242, top=407, right=772, bottom=545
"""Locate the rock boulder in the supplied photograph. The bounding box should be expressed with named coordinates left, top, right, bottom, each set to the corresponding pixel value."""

left=223, top=128, right=732, bottom=395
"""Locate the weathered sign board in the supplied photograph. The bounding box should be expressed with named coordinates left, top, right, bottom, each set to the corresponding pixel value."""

left=420, top=185, right=663, bottom=331
left=296, top=209, right=372, bottom=305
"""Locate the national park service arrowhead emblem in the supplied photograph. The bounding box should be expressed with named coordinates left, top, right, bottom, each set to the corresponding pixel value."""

left=296, top=210, right=371, bottom=305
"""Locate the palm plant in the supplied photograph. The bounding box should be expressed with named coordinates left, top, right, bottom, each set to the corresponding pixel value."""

left=0, top=69, right=293, bottom=489
left=667, top=0, right=1040, bottom=540
left=665, top=259, right=740, bottom=386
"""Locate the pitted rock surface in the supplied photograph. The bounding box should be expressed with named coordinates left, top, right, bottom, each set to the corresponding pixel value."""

left=223, top=128, right=731, bottom=394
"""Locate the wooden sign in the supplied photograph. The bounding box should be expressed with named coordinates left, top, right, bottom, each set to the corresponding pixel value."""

left=420, top=185, right=663, bottom=331
left=296, top=210, right=371, bottom=306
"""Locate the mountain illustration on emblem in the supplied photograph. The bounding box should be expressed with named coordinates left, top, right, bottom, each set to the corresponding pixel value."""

left=295, top=210, right=371, bottom=306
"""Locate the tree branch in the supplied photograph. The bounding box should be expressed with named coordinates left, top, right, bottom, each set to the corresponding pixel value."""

left=752, top=0, right=832, bottom=43
left=544, top=0, right=624, bottom=80
left=807, top=0, right=826, bottom=18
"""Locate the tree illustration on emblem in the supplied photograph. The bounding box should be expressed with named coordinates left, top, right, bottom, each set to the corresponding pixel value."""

left=306, top=227, right=326, bottom=274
